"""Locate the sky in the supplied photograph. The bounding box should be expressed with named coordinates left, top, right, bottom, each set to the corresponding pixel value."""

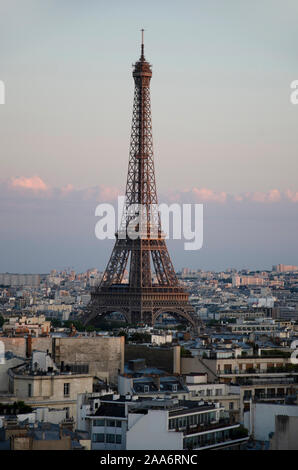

left=0, top=0, right=298, bottom=273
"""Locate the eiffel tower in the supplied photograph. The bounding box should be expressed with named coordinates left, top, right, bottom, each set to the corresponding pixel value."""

left=83, top=33, right=197, bottom=328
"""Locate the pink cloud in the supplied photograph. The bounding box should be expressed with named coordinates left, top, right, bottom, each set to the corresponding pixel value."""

left=4, top=176, right=298, bottom=206
left=267, top=189, right=281, bottom=202
left=191, top=187, right=227, bottom=203
left=61, top=184, right=74, bottom=193
left=10, top=175, right=48, bottom=191
left=245, top=189, right=281, bottom=203
left=285, top=190, right=298, bottom=202
left=97, top=185, right=121, bottom=201
left=78, top=184, right=121, bottom=202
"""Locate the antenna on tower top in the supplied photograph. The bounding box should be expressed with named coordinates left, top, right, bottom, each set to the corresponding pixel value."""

left=141, top=28, right=145, bottom=58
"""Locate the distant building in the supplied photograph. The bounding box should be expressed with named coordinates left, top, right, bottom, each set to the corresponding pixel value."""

left=0, top=274, right=41, bottom=287
left=228, top=320, right=278, bottom=335
left=273, top=264, right=298, bottom=273
left=118, top=373, right=189, bottom=400
left=151, top=333, right=173, bottom=346
left=2, top=315, right=51, bottom=337
left=232, top=275, right=264, bottom=287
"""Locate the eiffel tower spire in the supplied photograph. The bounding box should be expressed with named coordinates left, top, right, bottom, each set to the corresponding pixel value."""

left=83, top=35, right=197, bottom=328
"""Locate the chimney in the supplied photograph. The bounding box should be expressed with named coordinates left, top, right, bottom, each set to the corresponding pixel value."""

left=26, top=335, right=32, bottom=358
left=152, top=375, right=161, bottom=390
left=173, top=345, right=181, bottom=374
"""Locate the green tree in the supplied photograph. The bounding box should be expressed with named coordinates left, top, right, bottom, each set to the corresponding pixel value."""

left=180, top=346, right=192, bottom=357
left=118, top=330, right=128, bottom=343
left=47, top=318, right=62, bottom=328
left=86, top=325, right=95, bottom=332
left=129, top=332, right=151, bottom=343
left=0, top=401, right=33, bottom=415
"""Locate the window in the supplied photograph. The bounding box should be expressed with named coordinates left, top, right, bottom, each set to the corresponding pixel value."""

left=94, top=419, right=105, bottom=427
left=116, top=421, right=122, bottom=428
left=229, top=402, right=234, bottom=410
left=107, top=420, right=115, bottom=427
left=224, top=364, right=232, bottom=373
left=106, top=434, right=115, bottom=443
left=169, top=418, right=176, bottom=430
left=28, top=384, right=32, bottom=397
left=116, top=435, right=122, bottom=444
left=92, top=433, right=104, bottom=443
left=64, top=383, right=70, bottom=396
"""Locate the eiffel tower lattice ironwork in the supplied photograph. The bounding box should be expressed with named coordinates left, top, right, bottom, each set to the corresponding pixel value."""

left=83, top=34, right=197, bottom=328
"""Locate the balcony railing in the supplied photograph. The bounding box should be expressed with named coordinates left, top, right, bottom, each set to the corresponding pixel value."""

left=183, top=429, right=248, bottom=450
left=253, top=393, right=296, bottom=401
left=182, top=418, right=237, bottom=436
left=219, top=368, right=298, bottom=375
left=239, top=377, right=297, bottom=386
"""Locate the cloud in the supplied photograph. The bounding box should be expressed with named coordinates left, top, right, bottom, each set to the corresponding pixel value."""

left=233, top=194, right=243, bottom=202
left=61, top=184, right=74, bottom=194
left=245, top=189, right=281, bottom=203
left=1, top=177, right=298, bottom=273
left=80, top=185, right=121, bottom=202
left=285, top=190, right=298, bottom=203
left=2, top=176, right=120, bottom=204
left=164, top=187, right=227, bottom=204
left=191, top=187, right=227, bottom=203
left=2, top=176, right=298, bottom=206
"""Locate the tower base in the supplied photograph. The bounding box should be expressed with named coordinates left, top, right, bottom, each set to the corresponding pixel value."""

left=82, top=285, right=197, bottom=328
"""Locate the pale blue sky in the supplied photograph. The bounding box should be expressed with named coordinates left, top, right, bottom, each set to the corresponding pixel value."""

left=1, top=0, right=298, bottom=272
left=1, top=0, right=298, bottom=192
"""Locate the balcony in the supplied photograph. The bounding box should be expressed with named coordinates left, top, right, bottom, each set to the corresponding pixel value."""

left=239, top=377, right=298, bottom=386
left=219, top=368, right=298, bottom=376
left=183, top=425, right=249, bottom=450
left=190, top=436, right=249, bottom=450
left=182, top=418, right=237, bottom=436
left=253, top=393, right=296, bottom=402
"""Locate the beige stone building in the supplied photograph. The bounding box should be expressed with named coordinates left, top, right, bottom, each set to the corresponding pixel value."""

left=52, top=336, right=125, bottom=386
left=0, top=334, right=125, bottom=386
left=7, top=359, right=93, bottom=423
